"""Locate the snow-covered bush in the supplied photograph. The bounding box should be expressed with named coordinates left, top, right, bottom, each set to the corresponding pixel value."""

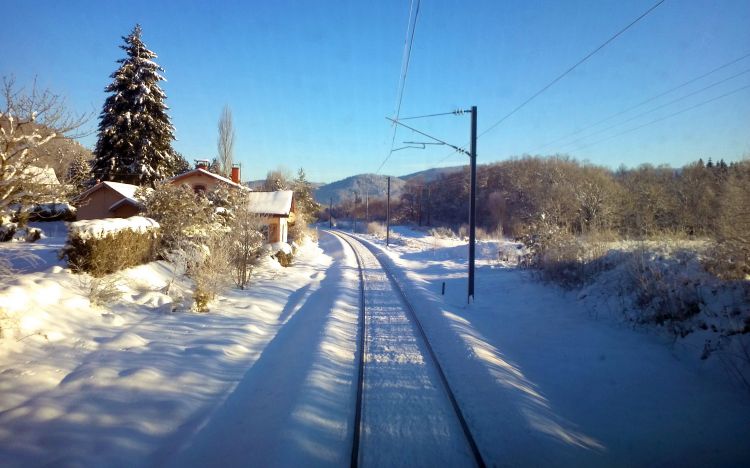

left=191, top=235, right=231, bottom=312
left=26, top=202, right=76, bottom=222
left=263, top=242, right=294, bottom=267
left=626, top=247, right=703, bottom=335
left=457, top=223, right=489, bottom=241
left=518, top=218, right=611, bottom=287
left=78, top=275, right=122, bottom=307
left=0, top=222, right=15, bottom=242
left=428, top=226, right=455, bottom=239
left=61, top=217, right=159, bottom=276
left=140, top=183, right=215, bottom=254
left=367, top=221, right=386, bottom=238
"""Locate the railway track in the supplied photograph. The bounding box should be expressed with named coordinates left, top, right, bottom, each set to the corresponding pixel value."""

left=328, top=230, right=486, bottom=468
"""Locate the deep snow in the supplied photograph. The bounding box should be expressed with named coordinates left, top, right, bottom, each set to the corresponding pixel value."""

left=356, top=226, right=750, bottom=466
left=0, top=225, right=360, bottom=466
left=1, top=222, right=749, bottom=466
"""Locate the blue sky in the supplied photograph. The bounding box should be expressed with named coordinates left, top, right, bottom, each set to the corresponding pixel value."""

left=2, top=0, right=749, bottom=182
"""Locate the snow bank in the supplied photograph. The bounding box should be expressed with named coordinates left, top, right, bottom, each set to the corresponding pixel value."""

left=266, top=241, right=292, bottom=255
left=69, top=216, right=159, bottom=241
left=349, top=227, right=750, bottom=465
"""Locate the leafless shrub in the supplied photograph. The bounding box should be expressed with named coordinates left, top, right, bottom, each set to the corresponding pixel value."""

left=191, top=234, right=231, bottom=312
left=625, top=246, right=702, bottom=337
left=228, top=205, right=265, bottom=289
left=77, top=274, right=122, bottom=307
left=367, top=221, right=386, bottom=237
left=0, top=307, right=19, bottom=340
left=428, top=226, right=455, bottom=239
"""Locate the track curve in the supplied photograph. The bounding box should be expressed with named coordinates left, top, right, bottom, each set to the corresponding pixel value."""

left=329, top=230, right=486, bottom=468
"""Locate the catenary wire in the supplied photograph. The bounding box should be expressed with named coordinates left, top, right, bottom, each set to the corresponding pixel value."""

left=376, top=0, right=422, bottom=175
left=573, top=83, right=750, bottom=151
left=556, top=67, right=750, bottom=151
left=533, top=51, right=750, bottom=153
left=435, top=0, right=667, bottom=164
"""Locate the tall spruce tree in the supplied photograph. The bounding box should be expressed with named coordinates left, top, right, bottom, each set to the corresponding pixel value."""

left=92, top=25, right=178, bottom=186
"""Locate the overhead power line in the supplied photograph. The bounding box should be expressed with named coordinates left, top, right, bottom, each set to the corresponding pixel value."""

left=479, top=0, right=667, bottom=139
left=557, top=67, right=750, bottom=150
left=386, top=116, right=470, bottom=156
left=376, top=0, right=422, bottom=175
left=399, top=109, right=469, bottom=120
left=435, top=0, right=667, bottom=164
left=534, top=51, right=750, bottom=152
left=573, top=83, right=750, bottom=151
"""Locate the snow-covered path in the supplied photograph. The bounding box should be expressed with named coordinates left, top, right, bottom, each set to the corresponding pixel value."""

left=0, top=230, right=361, bottom=467
left=335, top=232, right=476, bottom=467
left=164, top=232, right=361, bottom=466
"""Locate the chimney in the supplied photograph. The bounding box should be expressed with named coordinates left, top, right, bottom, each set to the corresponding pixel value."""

left=231, top=164, right=241, bottom=184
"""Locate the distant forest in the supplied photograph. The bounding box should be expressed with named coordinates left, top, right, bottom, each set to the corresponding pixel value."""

left=331, top=155, right=749, bottom=276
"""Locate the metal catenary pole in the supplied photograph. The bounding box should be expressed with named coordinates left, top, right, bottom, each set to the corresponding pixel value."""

left=468, top=106, right=477, bottom=303
left=386, top=176, right=391, bottom=246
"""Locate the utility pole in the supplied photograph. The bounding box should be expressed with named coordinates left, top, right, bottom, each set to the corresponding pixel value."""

left=353, top=191, right=358, bottom=234
left=383, top=107, right=476, bottom=302
left=329, top=197, right=333, bottom=229
left=386, top=176, right=391, bottom=246
left=468, top=106, right=477, bottom=303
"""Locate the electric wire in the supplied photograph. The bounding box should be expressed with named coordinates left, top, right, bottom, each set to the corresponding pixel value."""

left=572, top=83, right=750, bottom=151
left=556, top=67, right=750, bottom=151
left=386, top=117, right=470, bottom=155
left=399, top=110, right=466, bottom=120
left=435, top=0, right=667, bottom=164
left=533, top=51, right=750, bottom=153
left=376, top=0, right=421, bottom=175
left=479, top=0, right=666, bottom=139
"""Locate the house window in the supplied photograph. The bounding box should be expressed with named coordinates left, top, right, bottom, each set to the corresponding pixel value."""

left=193, top=184, right=206, bottom=195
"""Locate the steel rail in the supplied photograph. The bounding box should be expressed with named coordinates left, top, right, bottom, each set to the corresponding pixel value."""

left=330, top=230, right=486, bottom=468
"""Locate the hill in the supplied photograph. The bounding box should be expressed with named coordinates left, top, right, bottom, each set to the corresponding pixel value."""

left=313, top=166, right=466, bottom=204
left=400, top=165, right=464, bottom=182
left=314, top=174, right=406, bottom=205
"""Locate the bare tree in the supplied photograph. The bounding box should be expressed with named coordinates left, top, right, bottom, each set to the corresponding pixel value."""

left=1, top=76, right=88, bottom=215
left=216, top=105, right=235, bottom=178
left=228, top=202, right=265, bottom=289
left=263, top=168, right=291, bottom=191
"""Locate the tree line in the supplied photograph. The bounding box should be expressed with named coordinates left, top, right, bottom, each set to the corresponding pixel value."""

left=335, top=155, right=749, bottom=278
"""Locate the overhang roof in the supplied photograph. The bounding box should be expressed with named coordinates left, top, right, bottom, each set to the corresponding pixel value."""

left=74, top=181, right=140, bottom=203
left=247, top=190, right=294, bottom=216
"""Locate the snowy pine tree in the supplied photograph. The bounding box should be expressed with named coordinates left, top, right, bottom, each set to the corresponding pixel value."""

left=292, top=168, right=320, bottom=217
left=92, top=25, right=178, bottom=186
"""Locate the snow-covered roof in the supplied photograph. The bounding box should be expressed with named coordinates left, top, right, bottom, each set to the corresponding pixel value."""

left=23, top=166, right=60, bottom=185
left=247, top=190, right=294, bottom=216
left=75, top=181, right=140, bottom=202
left=108, top=197, right=141, bottom=212
left=169, top=168, right=246, bottom=190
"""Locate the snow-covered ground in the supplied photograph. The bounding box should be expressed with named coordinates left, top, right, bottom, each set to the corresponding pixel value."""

left=2, top=222, right=749, bottom=466
left=357, top=226, right=750, bottom=466
left=0, top=224, right=360, bottom=466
